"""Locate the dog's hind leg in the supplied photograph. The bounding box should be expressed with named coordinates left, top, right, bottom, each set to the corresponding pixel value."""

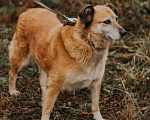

left=39, top=68, right=47, bottom=98
left=9, top=33, right=30, bottom=95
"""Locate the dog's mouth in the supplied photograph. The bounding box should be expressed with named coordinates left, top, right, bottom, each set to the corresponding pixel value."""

left=106, top=35, right=120, bottom=41
left=106, top=36, right=111, bottom=39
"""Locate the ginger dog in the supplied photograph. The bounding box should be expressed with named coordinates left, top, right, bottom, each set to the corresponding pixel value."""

left=9, top=3, right=126, bottom=120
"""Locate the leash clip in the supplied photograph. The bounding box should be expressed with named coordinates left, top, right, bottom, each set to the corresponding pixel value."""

left=63, top=18, right=77, bottom=26
left=67, top=18, right=78, bottom=23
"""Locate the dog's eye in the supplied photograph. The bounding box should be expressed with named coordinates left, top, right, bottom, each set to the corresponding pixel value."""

left=103, top=20, right=111, bottom=24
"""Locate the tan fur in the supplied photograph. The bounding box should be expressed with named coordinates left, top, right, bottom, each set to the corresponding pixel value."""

left=9, top=4, right=126, bottom=120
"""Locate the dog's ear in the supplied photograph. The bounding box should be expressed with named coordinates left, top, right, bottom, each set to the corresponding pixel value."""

left=105, top=3, right=118, bottom=15
left=79, top=5, right=94, bottom=24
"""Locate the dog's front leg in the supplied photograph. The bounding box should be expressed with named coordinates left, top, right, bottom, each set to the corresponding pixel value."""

left=90, top=80, right=104, bottom=120
left=41, top=77, right=62, bottom=120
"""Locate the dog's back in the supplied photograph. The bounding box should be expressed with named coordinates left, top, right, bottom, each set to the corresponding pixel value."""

left=16, top=8, right=61, bottom=39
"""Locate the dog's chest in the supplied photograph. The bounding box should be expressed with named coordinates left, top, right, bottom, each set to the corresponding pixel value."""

left=63, top=50, right=108, bottom=91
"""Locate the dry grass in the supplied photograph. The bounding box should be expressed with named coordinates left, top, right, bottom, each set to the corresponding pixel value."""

left=0, top=0, right=150, bottom=119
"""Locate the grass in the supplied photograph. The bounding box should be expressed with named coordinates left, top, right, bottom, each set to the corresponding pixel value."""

left=0, top=0, right=150, bottom=119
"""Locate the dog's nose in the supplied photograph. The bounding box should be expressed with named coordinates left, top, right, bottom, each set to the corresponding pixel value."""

left=120, top=30, right=126, bottom=37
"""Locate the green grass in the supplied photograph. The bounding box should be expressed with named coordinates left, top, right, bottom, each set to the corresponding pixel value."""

left=0, top=0, right=150, bottom=119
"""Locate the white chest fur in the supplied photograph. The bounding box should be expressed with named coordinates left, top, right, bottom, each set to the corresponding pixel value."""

left=63, top=49, right=108, bottom=91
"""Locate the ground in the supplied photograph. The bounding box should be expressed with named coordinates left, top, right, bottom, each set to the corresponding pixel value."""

left=0, top=0, right=150, bottom=119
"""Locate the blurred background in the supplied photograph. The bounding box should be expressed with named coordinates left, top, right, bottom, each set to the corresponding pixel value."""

left=0, top=0, right=150, bottom=119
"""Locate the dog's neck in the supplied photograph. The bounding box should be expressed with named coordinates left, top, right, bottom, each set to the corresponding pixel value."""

left=75, top=27, right=114, bottom=52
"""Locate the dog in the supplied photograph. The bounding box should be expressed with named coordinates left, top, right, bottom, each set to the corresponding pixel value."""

left=8, top=3, right=126, bottom=120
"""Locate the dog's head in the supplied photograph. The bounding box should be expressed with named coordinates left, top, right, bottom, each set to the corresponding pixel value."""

left=77, top=3, right=126, bottom=41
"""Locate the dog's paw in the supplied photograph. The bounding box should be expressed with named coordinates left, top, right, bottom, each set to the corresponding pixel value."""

left=93, top=111, right=105, bottom=120
left=95, top=117, right=105, bottom=120
left=9, top=90, right=20, bottom=96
